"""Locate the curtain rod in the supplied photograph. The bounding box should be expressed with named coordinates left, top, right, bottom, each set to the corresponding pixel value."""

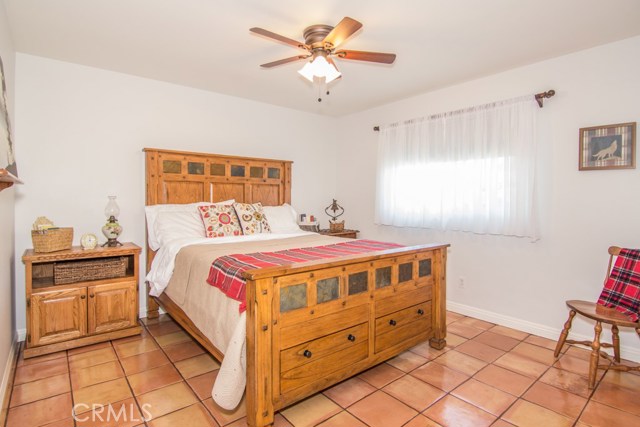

left=373, top=89, right=555, bottom=131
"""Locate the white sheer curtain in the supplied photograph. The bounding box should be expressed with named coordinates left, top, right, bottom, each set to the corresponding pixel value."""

left=375, top=95, right=538, bottom=239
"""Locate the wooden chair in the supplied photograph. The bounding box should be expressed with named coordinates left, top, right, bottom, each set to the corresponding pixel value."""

left=554, top=246, right=640, bottom=389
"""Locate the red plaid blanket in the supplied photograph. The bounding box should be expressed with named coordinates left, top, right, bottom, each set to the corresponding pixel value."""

left=207, top=239, right=403, bottom=312
left=597, top=248, right=640, bottom=322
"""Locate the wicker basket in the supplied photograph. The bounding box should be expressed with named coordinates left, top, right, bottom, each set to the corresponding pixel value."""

left=54, top=257, right=127, bottom=285
left=31, top=228, right=74, bottom=253
left=329, top=221, right=345, bottom=232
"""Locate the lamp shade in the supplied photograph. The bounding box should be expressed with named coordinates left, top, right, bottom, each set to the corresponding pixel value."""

left=298, top=55, right=341, bottom=83
left=104, top=195, right=120, bottom=219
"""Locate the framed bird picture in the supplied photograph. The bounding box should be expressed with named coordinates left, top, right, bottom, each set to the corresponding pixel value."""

left=579, top=122, right=636, bottom=171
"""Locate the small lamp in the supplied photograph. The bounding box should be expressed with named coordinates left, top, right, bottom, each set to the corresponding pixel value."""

left=325, top=199, right=345, bottom=232
left=101, top=195, right=123, bottom=247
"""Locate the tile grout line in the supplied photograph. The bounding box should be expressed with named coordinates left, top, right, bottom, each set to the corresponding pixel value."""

left=65, top=348, right=77, bottom=427
left=136, top=318, right=219, bottom=426
left=110, top=333, right=152, bottom=427
left=6, top=346, right=74, bottom=426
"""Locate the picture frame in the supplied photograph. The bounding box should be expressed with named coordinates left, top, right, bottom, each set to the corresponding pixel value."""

left=579, top=122, right=636, bottom=171
left=0, top=55, right=21, bottom=191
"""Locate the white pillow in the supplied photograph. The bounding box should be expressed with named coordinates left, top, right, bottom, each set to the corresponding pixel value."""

left=145, top=200, right=234, bottom=250
left=262, top=204, right=301, bottom=234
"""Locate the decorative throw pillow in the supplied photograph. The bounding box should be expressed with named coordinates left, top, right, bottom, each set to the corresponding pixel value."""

left=233, top=202, right=271, bottom=235
left=262, top=204, right=301, bottom=233
left=198, top=204, right=242, bottom=238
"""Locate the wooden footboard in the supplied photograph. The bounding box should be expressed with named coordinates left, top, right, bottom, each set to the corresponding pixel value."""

left=244, top=243, right=448, bottom=427
left=149, top=243, right=447, bottom=427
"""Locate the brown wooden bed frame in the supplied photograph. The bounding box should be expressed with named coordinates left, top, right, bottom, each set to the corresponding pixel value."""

left=144, top=148, right=448, bottom=427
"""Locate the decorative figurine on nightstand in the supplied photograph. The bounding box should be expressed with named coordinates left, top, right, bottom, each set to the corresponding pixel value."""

left=101, top=195, right=123, bottom=247
left=325, top=199, right=345, bottom=232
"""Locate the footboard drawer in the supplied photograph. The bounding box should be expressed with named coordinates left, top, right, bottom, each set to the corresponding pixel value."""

left=280, top=326, right=369, bottom=393
left=375, top=302, right=431, bottom=353
left=280, top=304, right=368, bottom=349
left=375, top=285, right=431, bottom=318
left=281, top=322, right=368, bottom=372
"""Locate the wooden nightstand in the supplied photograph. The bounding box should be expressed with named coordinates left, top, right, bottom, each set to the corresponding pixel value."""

left=318, top=229, right=359, bottom=239
left=22, top=242, right=142, bottom=358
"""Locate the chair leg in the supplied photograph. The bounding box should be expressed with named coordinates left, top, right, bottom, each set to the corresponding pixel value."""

left=611, top=324, right=621, bottom=363
left=554, top=310, right=576, bottom=358
left=588, top=321, right=602, bottom=390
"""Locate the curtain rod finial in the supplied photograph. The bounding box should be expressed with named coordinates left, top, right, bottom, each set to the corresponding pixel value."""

left=535, top=89, right=555, bottom=108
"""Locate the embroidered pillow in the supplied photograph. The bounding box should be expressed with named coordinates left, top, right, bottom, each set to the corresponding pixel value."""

left=198, top=204, right=242, bottom=238
left=233, top=202, right=271, bottom=235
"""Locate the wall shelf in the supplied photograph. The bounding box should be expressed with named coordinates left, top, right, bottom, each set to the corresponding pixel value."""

left=0, top=168, right=22, bottom=191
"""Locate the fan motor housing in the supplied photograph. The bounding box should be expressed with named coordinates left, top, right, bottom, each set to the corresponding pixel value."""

left=303, top=24, right=334, bottom=48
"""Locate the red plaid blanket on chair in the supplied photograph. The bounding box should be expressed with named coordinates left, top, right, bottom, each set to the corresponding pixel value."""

left=597, top=248, right=640, bottom=322
left=207, top=239, right=403, bottom=312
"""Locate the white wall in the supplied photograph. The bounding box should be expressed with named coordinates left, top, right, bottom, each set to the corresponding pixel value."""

left=11, top=36, right=640, bottom=361
left=0, top=0, right=17, bottom=402
left=13, top=54, right=338, bottom=333
left=336, top=36, right=640, bottom=360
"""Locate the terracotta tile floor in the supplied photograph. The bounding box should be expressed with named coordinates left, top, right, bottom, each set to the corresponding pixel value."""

left=6, top=311, right=640, bottom=427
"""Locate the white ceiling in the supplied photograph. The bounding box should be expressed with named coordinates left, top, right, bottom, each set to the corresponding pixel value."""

left=5, top=0, right=640, bottom=116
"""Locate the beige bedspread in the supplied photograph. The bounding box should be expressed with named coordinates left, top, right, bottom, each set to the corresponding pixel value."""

left=163, top=233, right=346, bottom=409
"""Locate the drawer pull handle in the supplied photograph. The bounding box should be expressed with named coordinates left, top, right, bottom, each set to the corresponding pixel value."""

left=347, top=334, right=356, bottom=342
left=389, top=319, right=397, bottom=326
left=90, top=294, right=95, bottom=298
left=303, top=350, right=312, bottom=358
left=80, top=295, right=86, bottom=299
left=417, top=309, right=424, bottom=315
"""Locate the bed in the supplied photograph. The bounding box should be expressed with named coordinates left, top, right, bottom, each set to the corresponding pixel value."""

left=144, top=148, right=448, bottom=427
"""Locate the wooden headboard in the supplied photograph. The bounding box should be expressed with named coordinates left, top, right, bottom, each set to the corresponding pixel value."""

left=144, top=148, right=293, bottom=270
left=144, top=148, right=292, bottom=206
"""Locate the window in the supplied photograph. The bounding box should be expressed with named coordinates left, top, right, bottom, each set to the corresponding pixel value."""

left=375, top=95, right=538, bottom=238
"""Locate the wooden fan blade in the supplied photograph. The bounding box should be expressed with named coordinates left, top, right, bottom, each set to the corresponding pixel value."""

left=335, top=50, right=396, bottom=64
left=323, top=17, right=362, bottom=49
left=250, top=27, right=306, bottom=49
left=260, top=55, right=310, bottom=68
left=326, top=56, right=340, bottom=71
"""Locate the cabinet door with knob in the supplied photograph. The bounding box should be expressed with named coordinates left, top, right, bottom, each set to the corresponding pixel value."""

left=29, top=288, right=88, bottom=347
left=88, top=282, right=138, bottom=334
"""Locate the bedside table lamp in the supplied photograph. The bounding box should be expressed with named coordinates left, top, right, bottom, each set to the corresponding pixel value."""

left=325, top=199, right=345, bottom=232
left=102, top=195, right=123, bottom=247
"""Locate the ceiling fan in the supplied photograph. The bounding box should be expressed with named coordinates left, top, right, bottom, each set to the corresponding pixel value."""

left=250, top=17, right=396, bottom=85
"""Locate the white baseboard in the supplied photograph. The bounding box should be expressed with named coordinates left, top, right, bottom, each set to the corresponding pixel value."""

left=447, top=301, right=640, bottom=363
left=0, top=335, right=19, bottom=421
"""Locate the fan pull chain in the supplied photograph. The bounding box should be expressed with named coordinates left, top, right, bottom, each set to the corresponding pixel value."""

left=316, top=79, right=331, bottom=102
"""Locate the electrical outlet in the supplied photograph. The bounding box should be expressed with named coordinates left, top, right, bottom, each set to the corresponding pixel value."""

left=458, top=277, right=465, bottom=289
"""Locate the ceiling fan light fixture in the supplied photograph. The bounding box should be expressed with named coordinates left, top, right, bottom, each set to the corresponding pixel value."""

left=298, top=54, right=341, bottom=83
